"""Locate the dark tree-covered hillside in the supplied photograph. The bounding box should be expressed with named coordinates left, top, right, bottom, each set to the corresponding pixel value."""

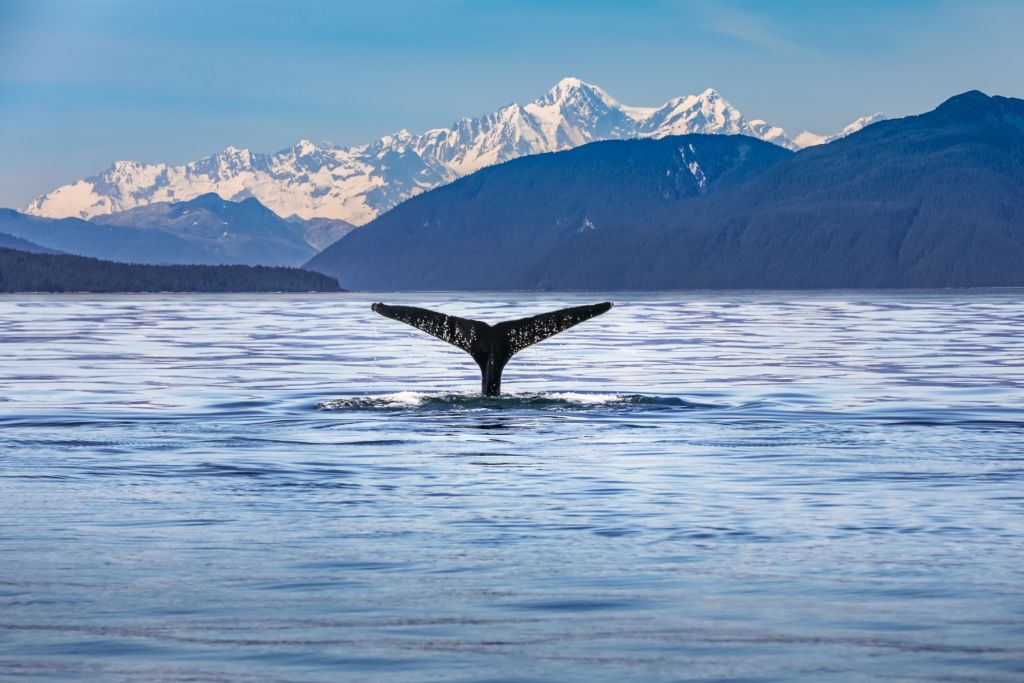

left=539, top=91, right=1024, bottom=289
left=306, top=134, right=791, bottom=289
left=307, top=91, right=1024, bottom=290
left=0, top=248, right=342, bottom=293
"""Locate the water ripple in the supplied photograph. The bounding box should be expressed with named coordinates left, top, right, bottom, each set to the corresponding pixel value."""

left=1, top=291, right=1023, bottom=682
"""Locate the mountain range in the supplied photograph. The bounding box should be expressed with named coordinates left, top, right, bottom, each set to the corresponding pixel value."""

left=0, top=193, right=349, bottom=266
left=22, top=78, right=878, bottom=226
left=307, top=91, right=1024, bottom=290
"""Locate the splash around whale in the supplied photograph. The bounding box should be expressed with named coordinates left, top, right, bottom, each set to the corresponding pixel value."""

left=315, top=391, right=711, bottom=412
left=370, top=302, right=613, bottom=396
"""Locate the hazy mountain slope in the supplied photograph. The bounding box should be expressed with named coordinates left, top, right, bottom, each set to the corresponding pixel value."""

left=284, top=215, right=358, bottom=251
left=0, top=209, right=215, bottom=264
left=305, top=135, right=792, bottom=289
left=92, top=193, right=316, bottom=266
left=2, top=194, right=318, bottom=267
left=0, top=247, right=341, bottom=293
left=24, top=78, right=873, bottom=225
left=0, top=231, right=59, bottom=254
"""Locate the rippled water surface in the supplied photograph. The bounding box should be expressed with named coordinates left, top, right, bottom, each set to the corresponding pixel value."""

left=1, top=292, right=1023, bottom=682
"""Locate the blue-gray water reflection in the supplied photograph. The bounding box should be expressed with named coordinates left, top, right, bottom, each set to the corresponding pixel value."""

left=1, top=291, right=1022, bottom=681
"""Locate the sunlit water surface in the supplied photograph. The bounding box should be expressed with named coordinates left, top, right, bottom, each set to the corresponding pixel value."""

left=1, top=292, right=1022, bottom=682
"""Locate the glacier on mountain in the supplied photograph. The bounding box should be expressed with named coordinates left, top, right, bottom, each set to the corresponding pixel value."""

left=24, top=78, right=876, bottom=225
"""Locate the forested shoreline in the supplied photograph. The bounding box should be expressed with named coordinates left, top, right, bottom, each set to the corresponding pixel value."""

left=0, top=248, right=342, bottom=293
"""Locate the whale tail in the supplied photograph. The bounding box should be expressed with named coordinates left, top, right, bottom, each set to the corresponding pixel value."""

left=371, top=302, right=613, bottom=396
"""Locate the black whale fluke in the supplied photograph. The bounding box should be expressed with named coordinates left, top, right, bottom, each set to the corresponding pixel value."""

left=371, top=302, right=613, bottom=396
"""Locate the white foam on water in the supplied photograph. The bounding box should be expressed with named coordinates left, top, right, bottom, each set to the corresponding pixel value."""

left=317, top=391, right=433, bottom=409
left=315, top=391, right=674, bottom=412
left=532, top=392, right=627, bottom=404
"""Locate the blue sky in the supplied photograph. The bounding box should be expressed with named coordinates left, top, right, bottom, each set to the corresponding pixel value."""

left=1, top=0, right=1022, bottom=208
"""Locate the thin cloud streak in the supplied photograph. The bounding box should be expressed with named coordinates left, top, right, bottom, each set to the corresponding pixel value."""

left=686, top=1, right=796, bottom=51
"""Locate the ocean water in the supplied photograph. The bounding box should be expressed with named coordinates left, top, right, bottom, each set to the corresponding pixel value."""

left=1, top=291, right=1022, bottom=682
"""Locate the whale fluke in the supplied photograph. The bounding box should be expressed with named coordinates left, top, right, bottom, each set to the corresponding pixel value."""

left=371, top=302, right=613, bottom=396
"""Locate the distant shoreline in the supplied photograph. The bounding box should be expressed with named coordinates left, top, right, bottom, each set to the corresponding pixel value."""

left=4, top=287, right=1022, bottom=296
left=0, top=247, right=342, bottom=294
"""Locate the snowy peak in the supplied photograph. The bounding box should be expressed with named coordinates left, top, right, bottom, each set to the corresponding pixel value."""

left=795, top=112, right=887, bottom=147
left=640, top=90, right=742, bottom=136
left=293, top=139, right=318, bottom=156
left=24, top=78, right=871, bottom=224
left=191, top=146, right=263, bottom=179
left=533, top=76, right=620, bottom=110
left=525, top=77, right=634, bottom=147
left=838, top=112, right=886, bottom=137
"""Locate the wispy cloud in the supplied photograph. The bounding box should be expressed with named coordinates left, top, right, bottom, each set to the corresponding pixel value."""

left=685, top=1, right=796, bottom=51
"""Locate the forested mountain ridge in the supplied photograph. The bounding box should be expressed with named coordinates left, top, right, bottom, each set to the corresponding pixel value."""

left=306, top=134, right=792, bottom=289
left=307, top=91, right=1024, bottom=290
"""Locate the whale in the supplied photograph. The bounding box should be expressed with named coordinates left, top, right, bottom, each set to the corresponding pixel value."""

left=371, top=302, right=613, bottom=396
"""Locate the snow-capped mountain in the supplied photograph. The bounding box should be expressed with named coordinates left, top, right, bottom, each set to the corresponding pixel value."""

left=24, top=78, right=868, bottom=225
left=793, top=113, right=887, bottom=148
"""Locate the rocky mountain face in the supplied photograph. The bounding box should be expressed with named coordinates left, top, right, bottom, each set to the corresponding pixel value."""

left=23, top=78, right=871, bottom=226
